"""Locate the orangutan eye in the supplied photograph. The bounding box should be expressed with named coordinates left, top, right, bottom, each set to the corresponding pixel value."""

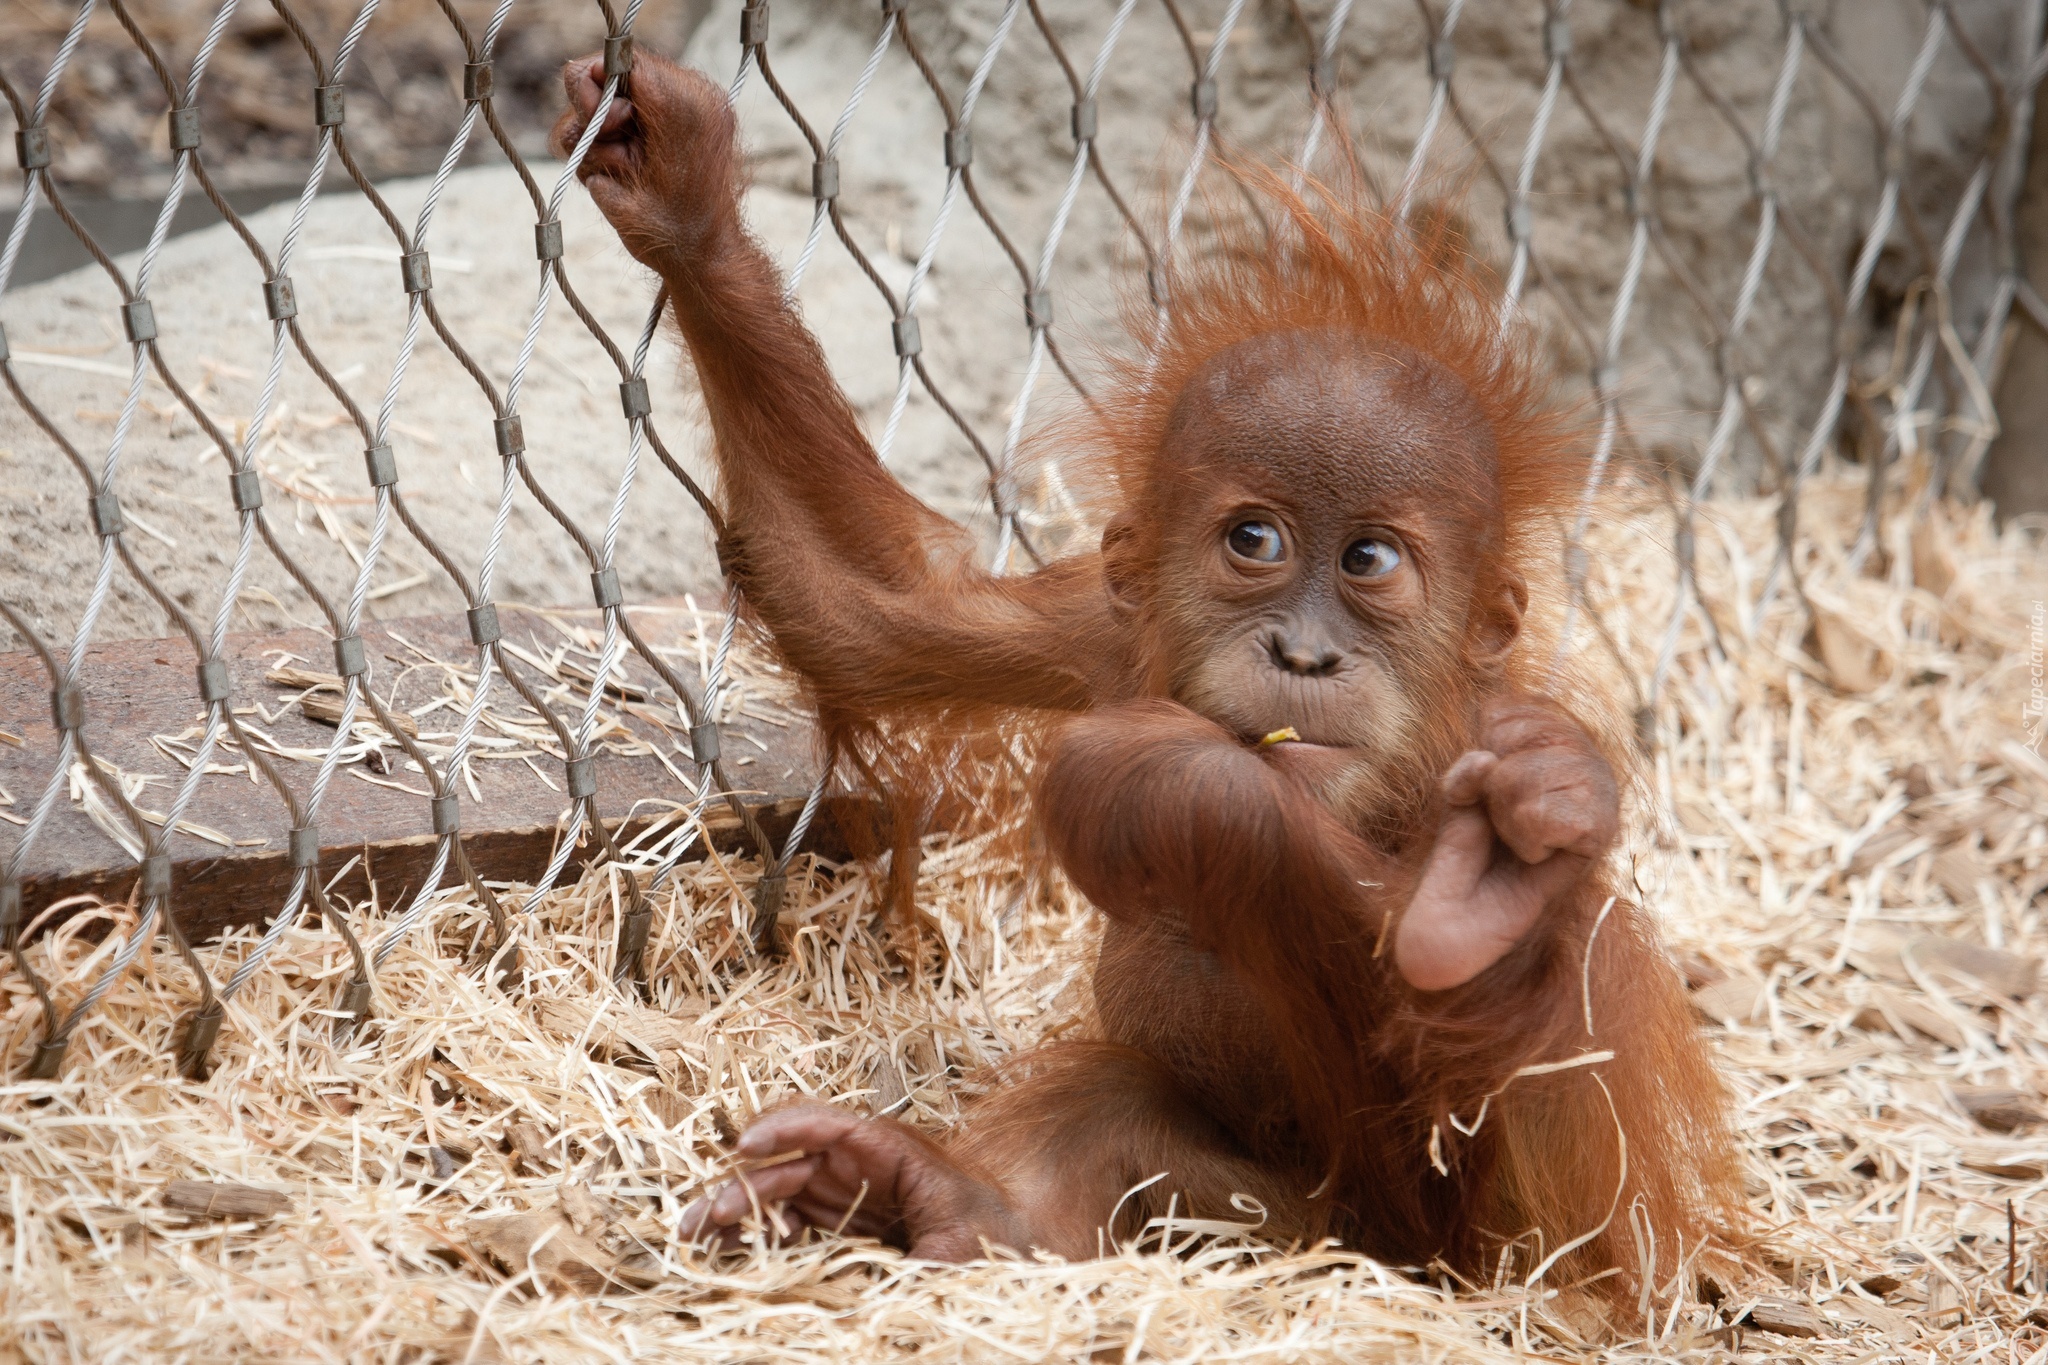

left=1342, top=537, right=1401, bottom=579
left=1226, top=520, right=1284, bottom=563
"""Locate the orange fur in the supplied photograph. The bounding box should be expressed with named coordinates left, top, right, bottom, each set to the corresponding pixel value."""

left=1087, top=173, right=1584, bottom=594
left=560, top=49, right=1740, bottom=1302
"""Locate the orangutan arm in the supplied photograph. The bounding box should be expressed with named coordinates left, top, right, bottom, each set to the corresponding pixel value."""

left=555, top=52, right=1133, bottom=718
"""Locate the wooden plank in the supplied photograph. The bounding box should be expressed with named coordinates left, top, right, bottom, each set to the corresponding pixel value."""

left=0, top=608, right=852, bottom=944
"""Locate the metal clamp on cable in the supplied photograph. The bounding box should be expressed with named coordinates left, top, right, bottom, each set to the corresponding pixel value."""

left=1504, top=202, right=1532, bottom=243
left=15, top=125, right=50, bottom=171
left=0, top=881, right=19, bottom=937
left=1190, top=79, right=1218, bottom=121
left=197, top=658, right=231, bottom=704
left=176, top=1003, right=224, bottom=1079
left=89, top=492, right=125, bottom=538
left=364, top=443, right=398, bottom=488
left=591, top=566, right=622, bottom=609
left=1070, top=98, right=1096, bottom=144
left=400, top=251, right=432, bottom=295
left=1747, top=159, right=1773, bottom=203
left=565, top=756, right=597, bottom=800
left=467, top=601, right=501, bottom=647
left=690, top=718, right=721, bottom=765
left=333, top=635, right=368, bottom=679
left=463, top=61, right=494, bottom=102
left=614, top=908, right=651, bottom=983
left=891, top=316, right=922, bottom=359
left=485, top=937, right=522, bottom=990
left=1881, top=138, right=1906, bottom=181
left=1563, top=542, right=1590, bottom=590
left=431, top=794, right=460, bottom=835
left=604, top=33, right=634, bottom=80
left=1025, top=289, right=1052, bottom=332
left=619, top=377, right=651, bottom=420
left=739, top=4, right=768, bottom=47
left=751, top=871, right=786, bottom=951
left=1429, top=37, right=1457, bottom=81
left=139, top=853, right=173, bottom=902
left=1543, top=15, right=1572, bottom=63
left=494, top=414, right=525, bottom=460
left=812, top=158, right=839, bottom=202
left=0, top=320, right=10, bottom=363
left=313, top=84, right=346, bottom=128
left=263, top=276, right=297, bottom=322
left=229, top=468, right=263, bottom=512
left=289, top=824, right=321, bottom=870
left=121, top=300, right=158, bottom=344
left=337, top=977, right=373, bottom=1021
left=535, top=220, right=564, bottom=262
left=168, top=106, right=202, bottom=152
left=944, top=127, right=973, bottom=169
left=1309, top=58, right=1336, bottom=97
left=51, top=683, right=84, bottom=733
left=29, top=1036, right=69, bottom=1080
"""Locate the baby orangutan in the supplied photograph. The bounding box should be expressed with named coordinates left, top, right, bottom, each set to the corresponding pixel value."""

left=555, top=51, right=1738, bottom=1291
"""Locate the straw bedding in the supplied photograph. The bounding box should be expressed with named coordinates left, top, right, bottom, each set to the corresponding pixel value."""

left=2, top=468, right=2045, bottom=1362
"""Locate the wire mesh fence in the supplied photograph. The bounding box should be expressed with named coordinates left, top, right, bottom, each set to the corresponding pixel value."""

left=0, top=0, right=2038, bottom=1083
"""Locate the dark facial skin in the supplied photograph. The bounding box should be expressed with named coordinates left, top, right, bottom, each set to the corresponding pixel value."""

left=1108, top=331, right=1521, bottom=761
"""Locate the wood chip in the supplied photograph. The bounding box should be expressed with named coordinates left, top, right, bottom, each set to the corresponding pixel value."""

left=643, top=1087, right=692, bottom=1129
left=1742, top=1298, right=1829, bottom=1338
left=530, top=996, right=702, bottom=1062
left=1962, top=1160, right=2046, bottom=1181
left=1908, top=936, right=2039, bottom=998
left=1910, top=512, right=1958, bottom=597
left=1932, top=843, right=1986, bottom=904
left=298, top=692, right=420, bottom=738
left=1691, top=975, right=1765, bottom=1025
left=870, top=1053, right=911, bottom=1115
left=557, top=1185, right=609, bottom=1235
left=160, top=1180, right=290, bottom=1220
left=1848, top=825, right=1918, bottom=874
left=471, top=1210, right=615, bottom=1293
left=1826, top=1295, right=1915, bottom=1338
left=266, top=665, right=341, bottom=692
left=506, top=1123, right=551, bottom=1173
left=1950, top=1086, right=2045, bottom=1133
left=556, top=657, right=652, bottom=702
left=1811, top=608, right=1883, bottom=692
left=1853, top=984, right=1968, bottom=1048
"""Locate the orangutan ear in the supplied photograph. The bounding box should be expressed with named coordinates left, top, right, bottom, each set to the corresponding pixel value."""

left=1465, top=570, right=1526, bottom=672
left=1100, top=518, right=1146, bottom=619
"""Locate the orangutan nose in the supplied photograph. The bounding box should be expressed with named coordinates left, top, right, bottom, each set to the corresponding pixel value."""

left=1268, top=625, right=1342, bottom=677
